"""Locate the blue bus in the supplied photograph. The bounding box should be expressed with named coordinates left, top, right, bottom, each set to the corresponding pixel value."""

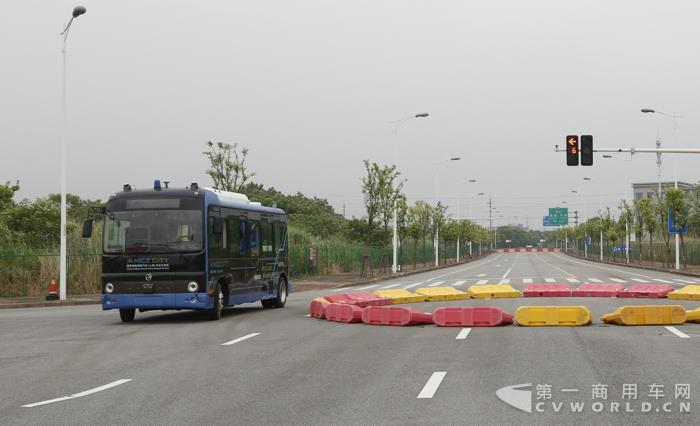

left=83, top=181, right=289, bottom=322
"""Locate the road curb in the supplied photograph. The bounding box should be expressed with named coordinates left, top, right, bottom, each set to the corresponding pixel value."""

left=0, top=299, right=100, bottom=309
left=562, top=252, right=700, bottom=278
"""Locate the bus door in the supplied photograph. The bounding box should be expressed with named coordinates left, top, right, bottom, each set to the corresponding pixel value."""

left=223, top=209, right=255, bottom=297
left=259, top=217, right=276, bottom=294
left=248, top=212, right=264, bottom=295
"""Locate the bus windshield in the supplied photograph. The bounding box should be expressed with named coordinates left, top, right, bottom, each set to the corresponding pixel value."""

left=103, top=207, right=203, bottom=254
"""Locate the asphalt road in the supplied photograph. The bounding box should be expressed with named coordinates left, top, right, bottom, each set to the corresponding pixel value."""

left=2, top=252, right=700, bottom=425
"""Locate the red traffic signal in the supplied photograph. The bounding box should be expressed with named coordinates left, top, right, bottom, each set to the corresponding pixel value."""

left=566, top=135, right=579, bottom=166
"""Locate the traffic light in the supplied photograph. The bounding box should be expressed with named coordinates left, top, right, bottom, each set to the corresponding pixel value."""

left=566, top=135, right=579, bottom=166
left=580, top=135, right=593, bottom=166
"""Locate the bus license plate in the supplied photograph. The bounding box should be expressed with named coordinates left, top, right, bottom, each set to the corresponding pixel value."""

left=142, top=283, right=155, bottom=294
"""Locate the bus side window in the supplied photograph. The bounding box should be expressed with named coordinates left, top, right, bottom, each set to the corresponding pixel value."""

left=250, top=221, right=260, bottom=257
left=261, top=220, right=273, bottom=256
left=226, top=216, right=249, bottom=256
left=208, top=214, right=227, bottom=257
left=273, top=221, right=286, bottom=254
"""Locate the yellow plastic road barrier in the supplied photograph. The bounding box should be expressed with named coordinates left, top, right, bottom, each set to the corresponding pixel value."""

left=514, top=306, right=591, bottom=326
left=684, top=307, right=700, bottom=323
left=668, top=285, right=700, bottom=301
left=601, top=305, right=686, bottom=325
left=467, top=284, right=521, bottom=299
left=414, top=287, right=470, bottom=302
left=373, top=289, right=426, bottom=304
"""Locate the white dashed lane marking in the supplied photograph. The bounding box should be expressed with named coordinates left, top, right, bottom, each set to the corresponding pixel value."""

left=403, top=282, right=423, bottom=289
left=544, top=278, right=556, bottom=283
left=476, top=280, right=489, bottom=285
left=609, top=278, right=628, bottom=283
left=566, top=278, right=580, bottom=283
left=452, top=280, right=467, bottom=287
left=588, top=278, right=603, bottom=283
left=666, top=326, right=690, bottom=339
left=221, top=333, right=261, bottom=346
left=417, top=372, right=447, bottom=399
left=653, top=278, right=674, bottom=284
left=356, top=284, right=380, bottom=290
left=523, top=278, right=533, bottom=284
left=428, top=281, right=445, bottom=287
left=456, top=328, right=471, bottom=340
left=501, top=279, right=510, bottom=284
left=22, top=379, right=133, bottom=408
left=378, top=283, right=401, bottom=289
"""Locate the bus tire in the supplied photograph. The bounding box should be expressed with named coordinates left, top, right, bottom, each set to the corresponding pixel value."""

left=119, top=309, right=136, bottom=322
left=262, top=277, right=287, bottom=309
left=208, top=284, right=224, bottom=321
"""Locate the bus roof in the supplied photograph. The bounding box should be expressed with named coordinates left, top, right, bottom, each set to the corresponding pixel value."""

left=108, top=186, right=286, bottom=216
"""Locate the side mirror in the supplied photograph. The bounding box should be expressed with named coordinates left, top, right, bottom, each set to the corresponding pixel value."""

left=82, top=219, right=93, bottom=238
left=212, top=218, right=223, bottom=234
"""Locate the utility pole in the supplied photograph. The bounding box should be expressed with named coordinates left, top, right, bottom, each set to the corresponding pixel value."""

left=488, top=195, right=493, bottom=250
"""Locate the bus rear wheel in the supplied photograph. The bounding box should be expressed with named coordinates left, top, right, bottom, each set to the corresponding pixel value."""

left=119, top=309, right=136, bottom=322
left=262, top=278, right=287, bottom=309
left=208, top=284, right=224, bottom=321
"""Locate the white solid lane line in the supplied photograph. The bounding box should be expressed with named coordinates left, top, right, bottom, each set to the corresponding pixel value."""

left=609, top=278, right=627, bottom=283
left=476, top=280, right=489, bottom=285
left=523, top=278, right=533, bottom=284
left=452, top=280, right=467, bottom=287
left=665, top=326, right=690, bottom=339
left=22, top=379, right=132, bottom=408
left=566, top=278, right=580, bottom=283
left=428, top=281, right=445, bottom=287
left=330, top=287, right=347, bottom=292
left=456, top=328, right=471, bottom=340
left=544, top=278, right=556, bottom=283
left=588, top=278, right=603, bottom=282
left=379, top=283, right=401, bottom=289
left=674, top=279, right=696, bottom=284
left=417, top=372, right=447, bottom=399
left=221, top=333, right=261, bottom=346
left=653, top=278, right=674, bottom=284
left=403, top=282, right=423, bottom=289
left=356, top=284, right=380, bottom=290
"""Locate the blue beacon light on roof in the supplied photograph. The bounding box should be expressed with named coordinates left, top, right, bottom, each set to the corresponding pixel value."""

left=154, top=179, right=161, bottom=190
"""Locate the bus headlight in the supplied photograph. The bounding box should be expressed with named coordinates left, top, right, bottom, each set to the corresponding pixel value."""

left=187, top=281, right=198, bottom=292
left=105, top=283, right=114, bottom=294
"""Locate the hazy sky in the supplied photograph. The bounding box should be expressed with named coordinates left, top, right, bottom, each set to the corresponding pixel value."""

left=2, top=1, right=699, bottom=230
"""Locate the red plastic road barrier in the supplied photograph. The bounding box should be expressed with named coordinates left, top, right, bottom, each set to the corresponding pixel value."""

left=361, top=306, right=433, bottom=326
left=618, top=284, right=674, bottom=299
left=547, top=247, right=554, bottom=252
left=523, top=284, right=572, bottom=297
left=323, top=292, right=392, bottom=307
left=324, top=303, right=363, bottom=323
left=572, top=283, right=625, bottom=297
left=433, top=306, right=513, bottom=327
left=504, top=248, right=511, bottom=253
left=536, top=247, right=543, bottom=252
left=309, top=299, right=330, bottom=319
left=525, top=247, right=532, bottom=252
left=515, top=247, right=521, bottom=252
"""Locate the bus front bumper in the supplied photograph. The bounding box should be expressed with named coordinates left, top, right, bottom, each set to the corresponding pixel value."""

left=102, top=293, right=212, bottom=311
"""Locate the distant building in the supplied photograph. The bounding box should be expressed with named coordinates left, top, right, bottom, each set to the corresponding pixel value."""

left=632, top=181, right=696, bottom=201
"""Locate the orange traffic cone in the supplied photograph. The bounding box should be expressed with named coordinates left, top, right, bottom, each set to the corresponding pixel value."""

left=46, top=279, right=59, bottom=301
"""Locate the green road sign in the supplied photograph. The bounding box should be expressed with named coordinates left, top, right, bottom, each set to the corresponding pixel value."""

left=548, top=207, right=569, bottom=226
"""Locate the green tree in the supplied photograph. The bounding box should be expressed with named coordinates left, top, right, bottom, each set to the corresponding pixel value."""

left=203, top=141, right=254, bottom=192
left=0, top=180, right=20, bottom=211
left=637, top=197, right=657, bottom=263
left=666, top=188, right=688, bottom=268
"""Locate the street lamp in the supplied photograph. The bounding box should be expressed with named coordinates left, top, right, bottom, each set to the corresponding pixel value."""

left=434, top=157, right=461, bottom=266
left=642, top=107, right=683, bottom=270
left=58, top=6, right=87, bottom=302
left=457, top=179, right=478, bottom=261
left=390, top=112, right=429, bottom=274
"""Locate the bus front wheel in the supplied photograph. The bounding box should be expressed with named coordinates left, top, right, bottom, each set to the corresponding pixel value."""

left=119, top=309, right=136, bottom=322
left=208, top=284, right=224, bottom=321
left=262, top=278, right=287, bottom=309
